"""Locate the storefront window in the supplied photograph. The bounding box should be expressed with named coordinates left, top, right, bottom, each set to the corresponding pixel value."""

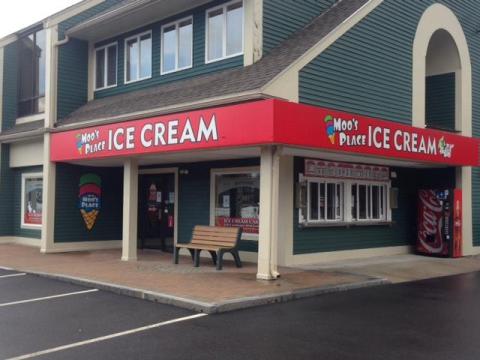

left=21, top=174, right=43, bottom=228
left=308, top=181, right=343, bottom=222
left=213, top=170, right=259, bottom=235
left=301, top=159, right=391, bottom=226
left=351, top=183, right=387, bottom=221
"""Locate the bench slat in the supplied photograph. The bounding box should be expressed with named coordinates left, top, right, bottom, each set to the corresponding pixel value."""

left=194, top=226, right=240, bottom=234
left=191, top=240, right=235, bottom=247
left=193, top=230, right=239, bottom=239
left=192, top=235, right=237, bottom=243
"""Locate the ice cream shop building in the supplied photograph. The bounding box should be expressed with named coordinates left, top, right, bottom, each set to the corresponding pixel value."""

left=2, top=0, right=480, bottom=279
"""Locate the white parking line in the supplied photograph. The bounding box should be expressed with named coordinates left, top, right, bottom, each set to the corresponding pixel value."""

left=0, top=273, right=26, bottom=279
left=7, top=313, right=208, bottom=360
left=0, top=266, right=13, bottom=270
left=0, top=289, right=99, bottom=308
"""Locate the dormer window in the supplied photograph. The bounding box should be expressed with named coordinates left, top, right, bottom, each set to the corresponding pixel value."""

left=95, top=42, right=117, bottom=90
left=17, top=28, right=46, bottom=118
left=206, top=0, right=244, bottom=63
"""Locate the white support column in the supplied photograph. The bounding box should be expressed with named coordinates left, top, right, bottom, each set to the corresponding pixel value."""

left=40, top=134, right=56, bottom=253
left=257, top=146, right=280, bottom=280
left=122, top=158, right=138, bottom=261
left=40, top=26, right=59, bottom=253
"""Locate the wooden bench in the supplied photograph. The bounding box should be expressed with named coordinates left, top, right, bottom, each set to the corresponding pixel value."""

left=173, top=226, right=243, bottom=270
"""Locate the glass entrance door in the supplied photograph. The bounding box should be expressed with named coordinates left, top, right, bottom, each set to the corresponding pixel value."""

left=138, top=173, right=175, bottom=251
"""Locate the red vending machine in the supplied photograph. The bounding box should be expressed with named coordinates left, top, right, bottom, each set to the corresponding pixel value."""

left=417, top=189, right=462, bottom=258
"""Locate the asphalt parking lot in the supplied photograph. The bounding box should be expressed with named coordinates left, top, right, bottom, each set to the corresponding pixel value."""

left=3, top=267, right=480, bottom=359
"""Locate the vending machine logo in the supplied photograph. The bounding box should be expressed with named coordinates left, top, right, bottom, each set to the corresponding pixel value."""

left=78, top=174, right=102, bottom=231
left=324, top=115, right=335, bottom=144
left=418, top=190, right=446, bottom=255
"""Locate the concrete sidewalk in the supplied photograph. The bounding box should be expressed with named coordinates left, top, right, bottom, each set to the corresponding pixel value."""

left=1, top=244, right=480, bottom=313
left=300, top=254, right=480, bottom=283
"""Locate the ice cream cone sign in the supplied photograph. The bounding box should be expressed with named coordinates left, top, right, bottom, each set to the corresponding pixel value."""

left=324, top=115, right=335, bottom=145
left=78, top=174, right=101, bottom=231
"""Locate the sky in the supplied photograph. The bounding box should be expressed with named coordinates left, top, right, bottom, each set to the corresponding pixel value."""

left=0, top=0, right=83, bottom=38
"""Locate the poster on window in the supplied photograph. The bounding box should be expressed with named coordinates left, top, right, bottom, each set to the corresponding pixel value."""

left=78, top=174, right=102, bottom=231
left=24, top=177, right=43, bottom=225
left=214, top=172, right=260, bottom=234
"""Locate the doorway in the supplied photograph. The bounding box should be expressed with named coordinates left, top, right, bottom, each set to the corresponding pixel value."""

left=138, top=171, right=177, bottom=251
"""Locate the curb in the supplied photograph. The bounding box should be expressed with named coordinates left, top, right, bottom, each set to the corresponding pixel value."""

left=7, top=268, right=391, bottom=314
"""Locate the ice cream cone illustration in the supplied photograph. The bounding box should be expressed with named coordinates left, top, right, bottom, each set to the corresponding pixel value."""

left=324, top=115, right=335, bottom=144
left=79, top=174, right=101, bottom=231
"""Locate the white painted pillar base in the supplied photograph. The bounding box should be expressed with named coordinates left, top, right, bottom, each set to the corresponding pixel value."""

left=122, top=158, right=138, bottom=261
left=257, top=146, right=280, bottom=280
left=40, top=134, right=56, bottom=254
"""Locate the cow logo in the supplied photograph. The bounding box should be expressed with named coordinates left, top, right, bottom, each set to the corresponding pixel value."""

left=324, top=115, right=335, bottom=144
left=78, top=174, right=101, bottom=231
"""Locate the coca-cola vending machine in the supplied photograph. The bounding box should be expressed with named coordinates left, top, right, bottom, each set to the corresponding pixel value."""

left=417, top=189, right=462, bottom=258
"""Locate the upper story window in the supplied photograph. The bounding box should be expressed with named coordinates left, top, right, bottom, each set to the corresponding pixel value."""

left=161, top=17, right=193, bottom=74
left=95, top=42, right=117, bottom=90
left=17, top=28, right=46, bottom=118
left=206, top=0, right=244, bottom=63
left=125, top=31, right=152, bottom=84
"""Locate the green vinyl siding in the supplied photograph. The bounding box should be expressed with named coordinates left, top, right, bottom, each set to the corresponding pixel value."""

left=93, top=0, right=243, bottom=99
left=299, top=0, right=480, bottom=247
left=54, top=164, right=123, bottom=243
left=12, top=166, right=42, bottom=239
left=56, top=0, right=126, bottom=121
left=425, top=73, right=456, bottom=131
left=293, top=157, right=456, bottom=254
left=2, top=42, right=18, bottom=131
left=0, top=145, right=14, bottom=236
left=262, top=0, right=337, bottom=54
left=57, top=38, right=89, bottom=121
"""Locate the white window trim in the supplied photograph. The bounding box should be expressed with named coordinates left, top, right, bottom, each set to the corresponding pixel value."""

left=21, top=172, right=43, bottom=230
left=16, top=113, right=45, bottom=125
left=300, top=175, right=392, bottom=227
left=161, top=16, right=194, bottom=75
left=124, top=30, right=153, bottom=85
left=210, top=166, right=260, bottom=241
left=94, top=41, right=118, bottom=91
left=205, top=0, right=244, bottom=64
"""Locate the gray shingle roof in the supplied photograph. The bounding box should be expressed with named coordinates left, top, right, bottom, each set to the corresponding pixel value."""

left=0, top=120, right=44, bottom=137
left=58, top=0, right=368, bottom=127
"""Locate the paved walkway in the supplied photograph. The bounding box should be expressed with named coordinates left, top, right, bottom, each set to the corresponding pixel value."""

left=0, top=244, right=378, bottom=313
left=2, top=244, right=480, bottom=312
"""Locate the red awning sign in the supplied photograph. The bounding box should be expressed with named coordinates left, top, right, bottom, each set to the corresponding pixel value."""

left=50, top=100, right=480, bottom=167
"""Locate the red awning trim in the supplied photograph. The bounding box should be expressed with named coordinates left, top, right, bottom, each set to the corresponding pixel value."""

left=50, top=100, right=480, bottom=167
